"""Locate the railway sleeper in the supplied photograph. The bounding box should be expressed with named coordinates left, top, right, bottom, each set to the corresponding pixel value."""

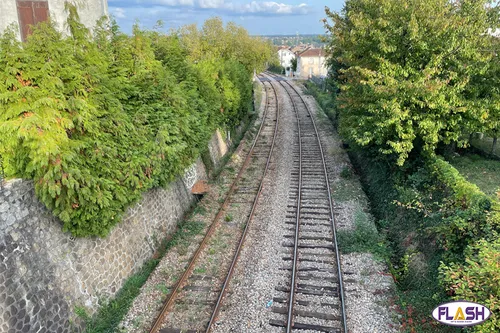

left=272, top=297, right=338, bottom=308
left=282, top=235, right=333, bottom=242
left=270, top=306, right=340, bottom=321
left=280, top=267, right=338, bottom=274
left=275, top=286, right=338, bottom=297
left=269, top=319, right=341, bottom=333
left=159, top=328, right=198, bottom=333
left=281, top=257, right=335, bottom=265
left=282, top=242, right=334, bottom=250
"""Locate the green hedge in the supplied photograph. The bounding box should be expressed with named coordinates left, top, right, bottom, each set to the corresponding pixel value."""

left=429, top=158, right=499, bottom=255
left=0, top=9, right=274, bottom=237
left=430, top=158, right=500, bottom=331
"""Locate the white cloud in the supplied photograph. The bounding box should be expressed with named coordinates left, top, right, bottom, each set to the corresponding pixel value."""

left=237, top=1, right=310, bottom=15
left=126, top=0, right=311, bottom=15
left=112, top=7, right=127, bottom=18
left=136, top=0, right=194, bottom=6
left=198, top=0, right=226, bottom=9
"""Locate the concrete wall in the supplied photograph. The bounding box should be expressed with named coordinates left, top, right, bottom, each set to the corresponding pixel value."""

left=0, top=132, right=229, bottom=333
left=0, top=0, right=21, bottom=40
left=297, top=56, right=328, bottom=78
left=0, top=0, right=108, bottom=40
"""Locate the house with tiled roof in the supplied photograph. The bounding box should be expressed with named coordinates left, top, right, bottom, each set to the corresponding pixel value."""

left=278, top=46, right=295, bottom=70
left=296, top=48, right=328, bottom=78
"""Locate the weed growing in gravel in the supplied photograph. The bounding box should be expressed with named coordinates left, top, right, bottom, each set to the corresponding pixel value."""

left=155, top=284, right=170, bottom=295
left=225, top=213, right=234, bottom=222
left=192, top=205, right=207, bottom=217
left=194, top=266, right=207, bottom=274
left=131, top=315, right=143, bottom=329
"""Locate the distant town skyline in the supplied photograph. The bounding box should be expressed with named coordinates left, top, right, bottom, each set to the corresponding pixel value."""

left=108, top=0, right=346, bottom=35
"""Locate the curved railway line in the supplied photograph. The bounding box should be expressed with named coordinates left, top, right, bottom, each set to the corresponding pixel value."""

left=263, top=72, right=347, bottom=333
left=150, top=76, right=280, bottom=333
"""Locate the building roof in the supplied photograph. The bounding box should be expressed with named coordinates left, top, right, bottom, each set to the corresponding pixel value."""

left=298, top=48, right=325, bottom=58
left=290, top=45, right=308, bottom=54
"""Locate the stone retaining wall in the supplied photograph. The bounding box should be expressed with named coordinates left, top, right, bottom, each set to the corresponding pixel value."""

left=0, top=132, right=228, bottom=333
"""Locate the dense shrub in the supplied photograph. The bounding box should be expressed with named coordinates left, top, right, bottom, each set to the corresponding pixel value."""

left=0, top=10, right=276, bottom=237
left=440, top=238, right=500, bottom=332
left=324, top=0, right=498, bottom=166
left=429, top=158, right=500, bottom=256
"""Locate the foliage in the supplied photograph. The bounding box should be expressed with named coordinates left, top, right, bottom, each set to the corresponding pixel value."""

left=347, top=148, right=453, bottom=332
left=428, top=157, right=500, bottom=256
left=0, top=10, right=274, bottom=237
left=268, top=63, right=284, bottom=75
left=440, top=239, right=500, bottom=332
left=324, top=0, right=499, bottom=166
left=178, top=17, right=277, bottom=74
left=290, top=57, right=298, bottom=73
left=467, top=35, right=500, bottom=145
left=303, top=80, right=338, bottom=126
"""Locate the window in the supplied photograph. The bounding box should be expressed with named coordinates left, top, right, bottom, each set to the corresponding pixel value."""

left=309, top=57, right=314, bottom=64
left=17, top=0, right=49, bottom=42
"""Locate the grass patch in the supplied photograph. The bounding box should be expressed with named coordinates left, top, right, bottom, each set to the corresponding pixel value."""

left=332, top=178, right=365, bottom=202
left=337, top=208, right=387, bottom=258
left=447, top=153, right=500, bottom=198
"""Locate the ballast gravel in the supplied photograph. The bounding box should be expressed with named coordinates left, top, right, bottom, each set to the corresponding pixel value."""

left=211, top=78, right=400, bottom=333
left=120, top=77, right=400, bottom=333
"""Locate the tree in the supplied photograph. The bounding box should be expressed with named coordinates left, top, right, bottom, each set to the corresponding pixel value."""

left=0, top=9, right=276, bottom=237
left=291, top=57, right=297, bottom=73
left=325, top=0, right=499, bottom=165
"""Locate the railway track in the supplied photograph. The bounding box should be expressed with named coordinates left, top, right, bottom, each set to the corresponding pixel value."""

left=263, top=72, right=348, bottom=333
left=150, top=76, right=280, bottom=333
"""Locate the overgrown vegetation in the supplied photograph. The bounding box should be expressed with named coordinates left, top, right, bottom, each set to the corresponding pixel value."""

left=325, top=0, right=499, bottom=166
left=0, top=7, right=276, bottom=237
left=268, top=63, right=285, bottom=74
left=322, top=0, right=500, bottom=331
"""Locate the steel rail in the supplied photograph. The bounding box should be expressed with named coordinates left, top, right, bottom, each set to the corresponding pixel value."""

left=265, top=72, right=348, bottom=333
left=149, top=75, right=279, bottom=333
left=284, top=77, right=303, bottom=333
left=205, top=77, right=280, bottom=332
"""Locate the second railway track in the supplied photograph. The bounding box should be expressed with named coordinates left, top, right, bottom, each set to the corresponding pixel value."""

left=149, top=75, right=280, bottom=333
left=263, top=72, right=348, bottom=333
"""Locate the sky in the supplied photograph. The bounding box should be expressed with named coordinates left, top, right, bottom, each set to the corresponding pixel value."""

left=107, top=0, right=346, bottom=35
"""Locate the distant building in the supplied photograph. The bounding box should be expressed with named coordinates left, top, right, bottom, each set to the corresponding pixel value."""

left=0, top=0, right=108, bottom=41
left=290, top=44, right=311, bottom=54
left=296, top=48, right=328, bottom=79
left=278, top=46, right=295, bottom=69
